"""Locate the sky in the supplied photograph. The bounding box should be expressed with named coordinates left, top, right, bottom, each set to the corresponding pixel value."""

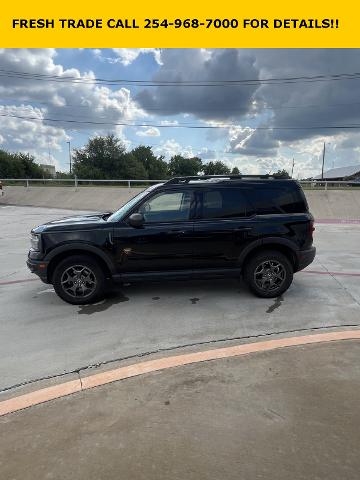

left=0, top=48, right=360, bottom=179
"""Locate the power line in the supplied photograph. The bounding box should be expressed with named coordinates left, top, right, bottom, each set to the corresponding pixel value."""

left=0, top=98, right=360, bottom=114
left=2, top=111, right=360, bottom=131
left=2, top=68, right=360, bottom=87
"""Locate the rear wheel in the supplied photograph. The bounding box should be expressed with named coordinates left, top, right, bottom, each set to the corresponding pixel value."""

left=244, top=250, right=293, bottom=298
left=53, top=255, right=106, bottom=305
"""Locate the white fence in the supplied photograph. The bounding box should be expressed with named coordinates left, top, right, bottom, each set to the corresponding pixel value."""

left=0, top=177, right=163, bottom=190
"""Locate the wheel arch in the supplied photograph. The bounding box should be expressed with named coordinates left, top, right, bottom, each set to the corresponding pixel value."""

left=46, top=244, right=114, bottom=283
left=240, top=238, right=299, bottom=271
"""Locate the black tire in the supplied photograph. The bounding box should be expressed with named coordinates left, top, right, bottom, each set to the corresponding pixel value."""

left=52, top=255, right=106, bottom=305
left=243, top=250, right=293, bottom=298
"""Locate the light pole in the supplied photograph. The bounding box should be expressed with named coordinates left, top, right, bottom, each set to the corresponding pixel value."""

left=291, top=158, right=295, bottom=178
left=66, top=141, right=72, bottom=174
left=321, top=142, right=326, bottom=180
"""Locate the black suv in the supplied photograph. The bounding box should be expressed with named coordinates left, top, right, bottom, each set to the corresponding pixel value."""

left=27, top=175, right=316, bottom=304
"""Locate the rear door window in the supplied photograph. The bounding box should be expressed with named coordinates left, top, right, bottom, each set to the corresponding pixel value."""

left=200, top=188, right=248, bottom=219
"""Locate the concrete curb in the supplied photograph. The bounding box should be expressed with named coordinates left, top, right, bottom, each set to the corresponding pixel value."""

left=1, top=329, right=359, bottom=417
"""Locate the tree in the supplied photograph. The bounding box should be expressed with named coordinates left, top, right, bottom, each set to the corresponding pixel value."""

left=274, top=169, right=290, bottom=179
left=73, top=135, right=124, bottom=179
left=55, top=171, right=73, bottom=179
left=0, top=150, right=46, bottom=178
left=231, top=167, right=241, bottom=175
left=72, top=135, right=147, bottom=179
left=168, top=155, right=203, bottom=177
left=202, top=161, right=230, bottom=175
left=131, top=146, right=168, bottom=179
left=121, top=153, right=148, bottom=179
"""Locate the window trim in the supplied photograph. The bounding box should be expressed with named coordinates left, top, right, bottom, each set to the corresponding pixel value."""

left=124, top=188, right=197, bottom=225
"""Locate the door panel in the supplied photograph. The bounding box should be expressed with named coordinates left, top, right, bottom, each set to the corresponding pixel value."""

left=112, top=222, right=195, bottom=272
left=112, top=189, right=195, bottom=273
left=192, top=220, right=253, bottom=269
left=192, top=187, right=254, bottom=269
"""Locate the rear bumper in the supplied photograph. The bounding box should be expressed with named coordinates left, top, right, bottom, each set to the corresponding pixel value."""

left=296, top=246, right=316, bottom=272
left=26, top=257, right=50, bottom=283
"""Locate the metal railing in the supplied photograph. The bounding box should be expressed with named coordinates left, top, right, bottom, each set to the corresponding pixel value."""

left=300, top=180, right=360, bottom=190
left=0, top=177, right=164, bottom=190
left=1, top=177, right=360, bottom=190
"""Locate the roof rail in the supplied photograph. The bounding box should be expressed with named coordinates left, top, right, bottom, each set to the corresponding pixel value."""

left=166, top=174, right=280, bottom=184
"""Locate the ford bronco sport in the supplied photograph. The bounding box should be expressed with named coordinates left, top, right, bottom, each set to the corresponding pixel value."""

left=27, top=175, right=316, bottom=304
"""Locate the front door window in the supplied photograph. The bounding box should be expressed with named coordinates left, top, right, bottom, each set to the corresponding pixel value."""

left=137, top=191, right=192, bottom=223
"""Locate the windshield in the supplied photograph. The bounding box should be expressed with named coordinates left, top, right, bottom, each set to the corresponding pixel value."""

left=107, top=184, right=162, bottom=222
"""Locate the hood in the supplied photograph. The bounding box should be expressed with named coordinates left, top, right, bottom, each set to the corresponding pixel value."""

left=32, top=212, right=112, bottom=233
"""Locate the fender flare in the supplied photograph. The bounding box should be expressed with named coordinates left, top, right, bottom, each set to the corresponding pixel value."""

left=45, top=242, right=116, bottom=275
left=238, top=237, right=299, bottom=266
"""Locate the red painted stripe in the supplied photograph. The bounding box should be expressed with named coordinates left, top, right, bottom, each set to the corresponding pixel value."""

left=0, top=277, right=39, bottom=286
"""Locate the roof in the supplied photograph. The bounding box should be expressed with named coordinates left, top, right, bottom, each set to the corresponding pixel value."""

left=314, top=165, right=360, bottom=180
left=165, top=175, right=294, bottom=185
left=161, top=176, right=298, bottom=189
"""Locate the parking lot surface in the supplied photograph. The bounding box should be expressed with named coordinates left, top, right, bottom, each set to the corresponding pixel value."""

left=1, top=205, right=360, bottom=393
left=1, top=339, right=359, bottom=480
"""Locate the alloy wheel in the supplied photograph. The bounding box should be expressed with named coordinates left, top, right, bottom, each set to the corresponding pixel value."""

left=254, top=260, right=286, bottom=292
left=60, top=264, right=97, bottom=299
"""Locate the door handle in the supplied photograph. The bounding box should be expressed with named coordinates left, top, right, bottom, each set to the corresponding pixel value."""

left=235, top=227, right=252, bottom=231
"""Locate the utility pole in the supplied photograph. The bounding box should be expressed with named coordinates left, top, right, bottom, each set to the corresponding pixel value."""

left=291, top=158, right=295, bottom=178
left=321, top=142, right=326, bottom=180
left=66, top=141, right=72, bottom=174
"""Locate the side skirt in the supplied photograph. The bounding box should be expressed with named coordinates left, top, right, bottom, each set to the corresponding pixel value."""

left=112, top=268, right=242, bottom=283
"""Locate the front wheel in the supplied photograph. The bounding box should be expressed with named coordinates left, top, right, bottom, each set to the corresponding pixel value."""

left=244, top=250, right=293, bottom=298
left=53, top=255, right=106, bottom=305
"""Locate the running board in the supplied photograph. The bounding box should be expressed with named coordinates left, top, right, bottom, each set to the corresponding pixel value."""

left=112, top=268, right=242, bottom=283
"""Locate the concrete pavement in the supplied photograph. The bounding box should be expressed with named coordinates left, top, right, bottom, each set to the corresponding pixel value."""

left=1, top=339, right=359, bottom=480
left=1, top=205, right=360, bottom=393
left=1, top=205, right=360, bottom=479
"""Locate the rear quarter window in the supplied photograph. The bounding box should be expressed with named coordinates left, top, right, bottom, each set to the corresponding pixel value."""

left=247, top=186, right=308, bottom=215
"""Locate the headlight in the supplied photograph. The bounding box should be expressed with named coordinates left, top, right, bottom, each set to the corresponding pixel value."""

left=30, top=233, right=41, bottom=251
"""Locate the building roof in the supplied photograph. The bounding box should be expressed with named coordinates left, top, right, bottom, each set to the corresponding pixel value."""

left=314, top=165, right=360, bottom=180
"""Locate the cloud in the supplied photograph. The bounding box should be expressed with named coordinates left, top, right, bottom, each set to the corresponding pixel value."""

left=136, top=126, right=160, bottom=137
left=153, top=140, right=216, bottom=161
left=160, top=120, right=179, bottom=126
left=2, top=48, right=360, bottom=176
left=0, top=104, right=68, bottom=152
left=0, top=49, right=141, bottom=128
left=102, top=48, right=161, bottom=67
left=136, top=49, right=259, bottom=121
left=0, top=48, right=143, bottom=165
left=154, top=139, right=195, bottom=159
left=235, top=49, right=360, bottom=159
left=197, top=147, right=217, bottom=160
left=137, top=48, right=360, bottom=164
left=228, top=126, right=279, bottom=157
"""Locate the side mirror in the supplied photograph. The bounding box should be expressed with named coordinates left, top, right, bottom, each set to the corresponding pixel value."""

left=128, top=213, right=144, bottom=228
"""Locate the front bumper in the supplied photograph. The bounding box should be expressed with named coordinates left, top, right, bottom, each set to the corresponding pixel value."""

left=296, top=246, right=316, bottom=272
left=26, top=256, right=49, bottom=283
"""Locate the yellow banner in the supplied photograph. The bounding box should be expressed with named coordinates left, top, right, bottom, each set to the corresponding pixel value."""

left=0, top=0, right=355, bottom=47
